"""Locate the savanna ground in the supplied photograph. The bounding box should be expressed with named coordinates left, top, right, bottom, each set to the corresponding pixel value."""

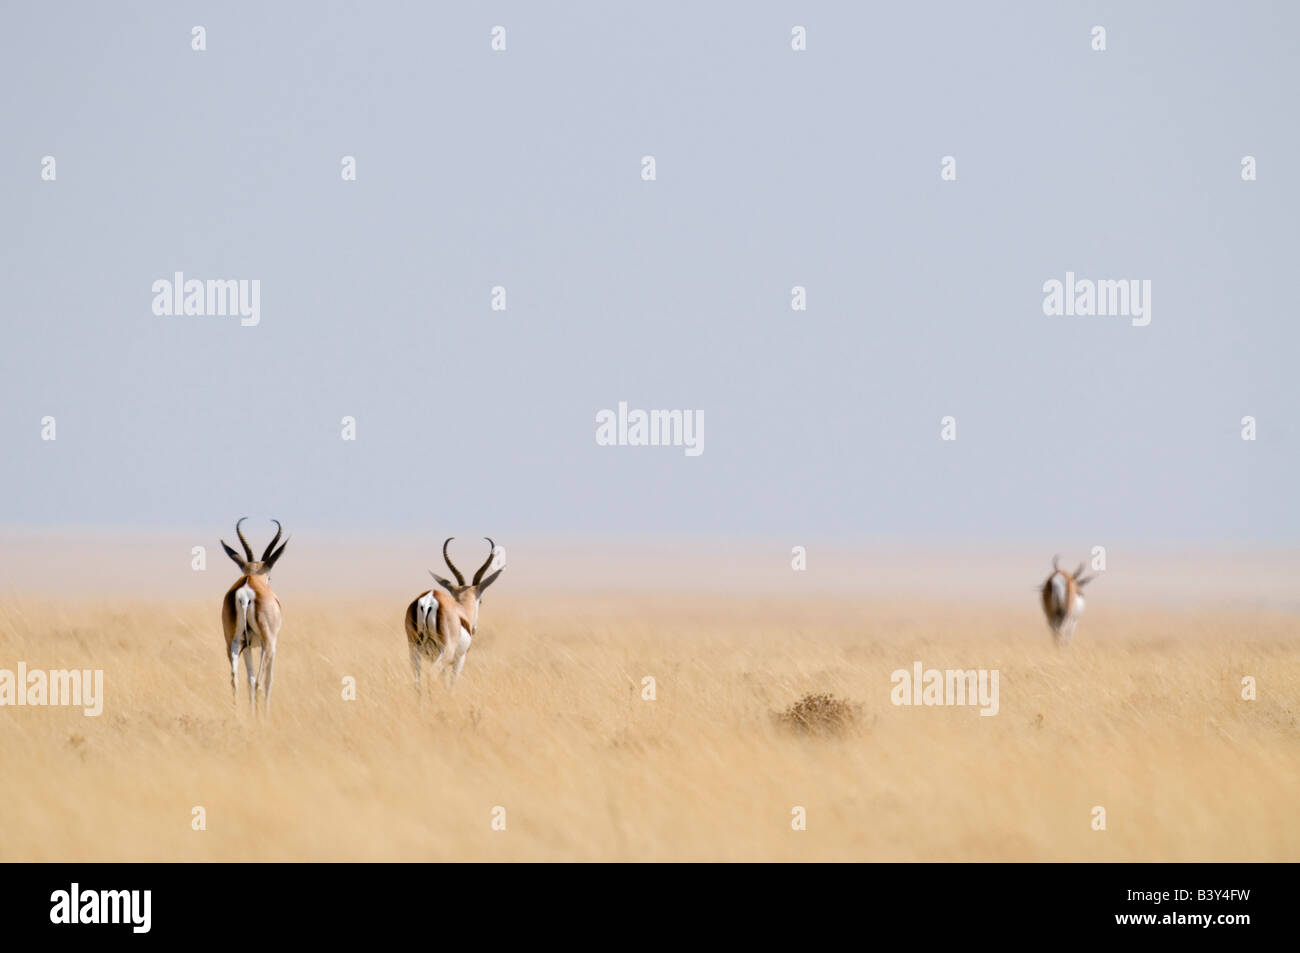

left=1, top=566, right=1297, bottom=861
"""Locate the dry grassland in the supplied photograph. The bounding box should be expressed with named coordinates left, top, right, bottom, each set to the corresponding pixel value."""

left=1, top=587, right=1296, bottom=861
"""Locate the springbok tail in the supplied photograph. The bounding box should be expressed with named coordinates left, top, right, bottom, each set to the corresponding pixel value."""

left=1049, top=573, right=1068, bottom=614
left=235, top=589, right=253, bottom=642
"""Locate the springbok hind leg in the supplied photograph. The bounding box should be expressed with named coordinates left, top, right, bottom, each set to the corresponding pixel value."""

left=449, top=631, right=472, bottom=690
left=258, top=643, right=276, bottom=716
left=243, top=646, right=256, bottom=712
left=1058, top=620, right=1076, bottom=648
left=229, top=641, right=242, bottom=706
left=431, top=637, right=458, bottom=690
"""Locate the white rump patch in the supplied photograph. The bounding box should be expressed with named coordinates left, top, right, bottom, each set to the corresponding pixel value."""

left=416, top=591, right=437, bottom=635
left=236, top=585, right=259, bottom=640
left=1050, top=574, right=1068, bottom=612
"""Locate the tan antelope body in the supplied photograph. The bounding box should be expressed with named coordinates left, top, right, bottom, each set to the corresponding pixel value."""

left=220, top=518, right=289, bottom=713
left=406, top=537, right=505, bottom=690
left=1040, top=556, right=1093, bottom=647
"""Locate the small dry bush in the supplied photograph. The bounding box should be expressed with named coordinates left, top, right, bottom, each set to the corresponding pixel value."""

left=776, top=692, right=862, bottom=736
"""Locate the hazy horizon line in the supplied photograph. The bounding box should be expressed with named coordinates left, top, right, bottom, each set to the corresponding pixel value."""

left=3, top=526, right=1298, bottom=611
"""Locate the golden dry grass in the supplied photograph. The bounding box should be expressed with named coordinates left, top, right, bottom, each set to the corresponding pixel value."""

left=0, top=592, right=1297, bottom=861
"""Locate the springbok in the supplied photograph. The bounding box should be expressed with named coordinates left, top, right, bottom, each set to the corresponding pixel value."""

left=1040, top=555, right=1093, bottom=647
left=220, top=518, right=289, bottom=713
left=405, top=537, right=505, bottom=690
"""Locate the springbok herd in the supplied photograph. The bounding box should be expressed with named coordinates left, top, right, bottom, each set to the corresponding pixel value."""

left=218, top=518, right=1090, bottom=714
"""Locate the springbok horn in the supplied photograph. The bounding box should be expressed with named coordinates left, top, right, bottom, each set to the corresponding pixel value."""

left=1052, top=554, right=1061, bottom=571
left=265, top=533, right=289, bottom=568
left=473, top=538, right=497, bottom=586
left=262, top=520, right=283, bottom=561
left=443, top=538, right=466, bottom=586
left=235, top=517, right=255, bottom=562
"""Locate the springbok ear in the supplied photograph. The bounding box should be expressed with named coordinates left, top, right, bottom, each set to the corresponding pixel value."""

left=476, top=568, right=504, bottom=594
left=429, top=571, right=457, bottom=594
left=220, top=540, right=247, bottom=569
left=1076, top=574, right=1094, bottom=589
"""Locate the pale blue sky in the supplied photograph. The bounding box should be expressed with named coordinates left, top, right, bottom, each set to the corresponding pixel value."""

left=1, top=2, right=1296, bottom=543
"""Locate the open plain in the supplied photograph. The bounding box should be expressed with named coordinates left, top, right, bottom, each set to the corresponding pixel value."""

left=1, top=534, right=1296, bottom=861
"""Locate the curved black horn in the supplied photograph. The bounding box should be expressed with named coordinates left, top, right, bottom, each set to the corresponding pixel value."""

left=473, top=537, right=497, bottom=586
left=443, top=538, right=466, bottom=586
left=262, top=520, right=283, bottom=561
left=235, top=517, right=255, bottom=561
left=265, top=535, right=290, bottom=569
